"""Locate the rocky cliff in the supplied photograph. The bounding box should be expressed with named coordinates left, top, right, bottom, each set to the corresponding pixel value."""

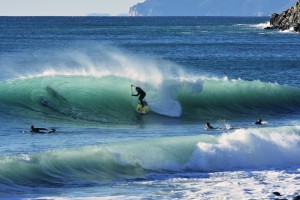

left=265, top=0, right=300, bottom=32
left=129, top=0, right=295, bottom=17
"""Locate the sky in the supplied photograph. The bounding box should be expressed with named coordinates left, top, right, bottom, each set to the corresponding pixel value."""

left=0, top=0, right=144, bottom=16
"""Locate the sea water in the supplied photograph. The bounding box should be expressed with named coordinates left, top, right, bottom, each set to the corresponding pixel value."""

left=0, top=17, right=300, bottom=199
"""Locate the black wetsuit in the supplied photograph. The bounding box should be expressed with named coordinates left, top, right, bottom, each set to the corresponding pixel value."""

left=133, top=87, right=146, bottom=107
left=30, top=125, right=55, bottom=133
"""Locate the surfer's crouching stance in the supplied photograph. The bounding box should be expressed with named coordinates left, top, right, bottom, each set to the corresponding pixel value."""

left=132, top=86, right=146, bottom=107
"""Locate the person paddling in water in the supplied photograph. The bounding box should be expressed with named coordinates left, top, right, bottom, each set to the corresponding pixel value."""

left=30, top=125, right=56, bottom=134
left=132, top=86, right=146, bottom=107
left=255, top=118, right=263, bottom=125
left=205, top=122, right=216, bottom=130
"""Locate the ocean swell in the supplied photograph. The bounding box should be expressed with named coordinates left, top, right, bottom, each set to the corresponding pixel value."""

left=0, top=75, right=299, bottom=124
left=1, top=126, right=300, bottom=189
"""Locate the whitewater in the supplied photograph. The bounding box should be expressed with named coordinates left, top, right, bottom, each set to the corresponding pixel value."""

left=0, top=16, right=300, bottom=200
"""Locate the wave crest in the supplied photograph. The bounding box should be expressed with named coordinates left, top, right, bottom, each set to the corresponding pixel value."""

left=0, top=75, right=300, bottom=124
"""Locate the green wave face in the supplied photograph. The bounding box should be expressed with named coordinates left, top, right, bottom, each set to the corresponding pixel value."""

left=1, top=75, right=300, bottom=125
left=0, top=76, right=139, bottom=124
left=177, top=78, right=300, bottom=119
left=1, top=127, right=300, bottom=187
left=1, top=45, right=299, bottom=125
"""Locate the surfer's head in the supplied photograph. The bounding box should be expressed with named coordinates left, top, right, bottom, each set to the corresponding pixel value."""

left=205, top=122, right=213, bottom=129
left=255, top=119, right=263, bottom=125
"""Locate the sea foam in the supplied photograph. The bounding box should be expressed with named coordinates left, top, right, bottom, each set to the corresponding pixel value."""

left=186, top=128, right=300, bottom=171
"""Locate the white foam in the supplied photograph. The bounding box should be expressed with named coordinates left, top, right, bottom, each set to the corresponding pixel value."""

left=33, top=169, right=300, bottom=200
left=148, top=82, right=182, bottom=117
left=173, top=170, right=300, bottom=199
left=280, top=27, right=297, bottom=34
left=148, top=79, right=205, bottom=117
left=249, top=21, right=270, bottom=29
left=236, top=22, right=270, bottom=29
left=186, top=128, right=300, bottom=171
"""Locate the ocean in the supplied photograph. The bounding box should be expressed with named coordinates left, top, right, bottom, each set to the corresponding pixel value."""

left=0, top=16, right=300, bottom=199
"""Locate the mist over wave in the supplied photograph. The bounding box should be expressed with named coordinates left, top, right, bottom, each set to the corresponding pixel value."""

left=0, top=45, right=300, bottom=124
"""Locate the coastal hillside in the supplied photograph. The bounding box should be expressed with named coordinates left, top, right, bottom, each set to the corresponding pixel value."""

left=129, top=0, right=295, bottom=16
left=265, top=0, right=300, bottom=32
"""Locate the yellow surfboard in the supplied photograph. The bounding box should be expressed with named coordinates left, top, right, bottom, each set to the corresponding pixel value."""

left=136, top=103, right=150, bottom=114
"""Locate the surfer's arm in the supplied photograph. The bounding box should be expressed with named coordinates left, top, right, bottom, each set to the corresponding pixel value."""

left=132, top=92, right=140, bottom=96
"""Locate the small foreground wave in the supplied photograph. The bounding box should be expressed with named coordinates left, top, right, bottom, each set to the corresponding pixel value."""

left=1, top=126, right=300, bottom=189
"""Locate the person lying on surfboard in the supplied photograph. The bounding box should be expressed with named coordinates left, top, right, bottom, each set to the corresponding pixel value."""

left=30, top=125, right=56, bottom=134
left=255, top=118, right=262, bottom=125
left=205, top=122, right=216, bottom=130
left=132, top=86, right=146, bottom=107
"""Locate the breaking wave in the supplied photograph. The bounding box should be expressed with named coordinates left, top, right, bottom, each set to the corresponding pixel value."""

left=0, top=45, right=300, bottom=125
left=1, top=126, right=300, bottom=189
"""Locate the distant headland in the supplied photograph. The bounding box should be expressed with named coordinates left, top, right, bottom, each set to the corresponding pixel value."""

left=129, top=0, right=295, bottom=17
left=265, top=0, right=300, bottom=32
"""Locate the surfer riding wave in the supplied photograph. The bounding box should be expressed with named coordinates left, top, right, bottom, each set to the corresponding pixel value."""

left=131, top=85, right=146, bottom=107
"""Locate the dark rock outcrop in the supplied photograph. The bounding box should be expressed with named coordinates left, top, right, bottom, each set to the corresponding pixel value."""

left=294, top=195, right=300, bottom=200
left=265, top=0, right=300, bottom=32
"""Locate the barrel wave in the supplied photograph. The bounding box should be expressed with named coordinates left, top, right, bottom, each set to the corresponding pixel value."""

left=0, top=74, right=300, bottom=125
left=1, top=46, right=299, bottom=125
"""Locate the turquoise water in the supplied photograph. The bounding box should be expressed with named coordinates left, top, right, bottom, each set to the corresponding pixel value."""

left=0, top=17, right=300, bottom=199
